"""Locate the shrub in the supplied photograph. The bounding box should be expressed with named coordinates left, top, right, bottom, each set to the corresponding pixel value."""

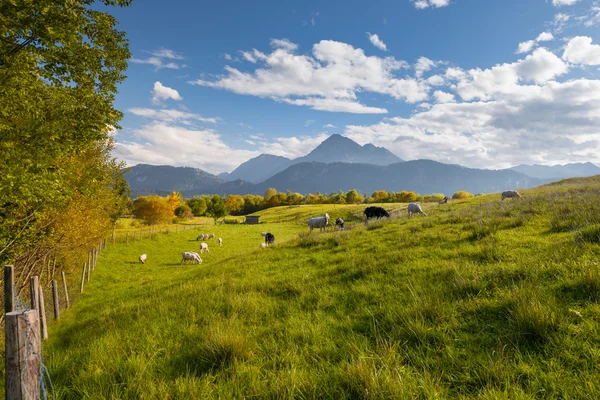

left=453, top=191, right=475, bottom=200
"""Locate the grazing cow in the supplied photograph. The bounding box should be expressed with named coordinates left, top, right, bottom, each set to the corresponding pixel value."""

left=364, top=206, right=390, bottom=222
left=265, top=233, right=275, bottom=246
left=308, top=213, right=330, bottom=232
left=501, top=190, right=522, bottom=201
left=335, top=217, right=345, bottom=230
left=407, top=203, right=427, bottom=218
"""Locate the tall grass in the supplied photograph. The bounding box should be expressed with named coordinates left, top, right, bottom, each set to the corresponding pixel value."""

left=19, top=176, right=600, bottom=398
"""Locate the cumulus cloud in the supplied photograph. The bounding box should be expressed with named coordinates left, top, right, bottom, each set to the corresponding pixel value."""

left=323, top=123, right=337, bottom=128
left=563, top=36, right=600, bottom=65
left=190, top=39, right=426, bottom=113
left=413, top=0, right=451, bottom=9
left=113, top=122, right=259, bottom=173
left=536, top=32, right=555, bottom=42
left=367, top=33, right=388, bottom=51
left=258, top=133, right=330, bottom=159
left=516, top=32, right=555, bottom=54
left=516, top=40, right=536, bottom=54
left=433, top=90, right=455, bottom=103
left=344, top=72, right=600, bottom=169
left=151, top=82, right=183, bottom=104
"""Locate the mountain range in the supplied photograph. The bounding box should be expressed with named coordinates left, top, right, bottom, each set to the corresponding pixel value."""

left=123, top=135, right=600, bottom=198
left=219, top=134, right=402, bottom=183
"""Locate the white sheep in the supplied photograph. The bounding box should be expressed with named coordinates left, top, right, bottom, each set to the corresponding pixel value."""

left=139, top=254, right=147, bottom=264
left=259, top=243, right=267, bottom=249
left=208, top=233, right=215, bottom=240
left=217, top=237, right=222, bottom=246
left=261, top=232, right=267, bottom=237
left=200, top=242, right=209, bottom=254
left=196, top=234, right=203, bottom=241
left=181, top=251, right=202, bottom=265
left=408, top=203, right=427, bottom=218
left=308, top=213, right=330, bottom=232
left=501, top=190, right=522, bottom=201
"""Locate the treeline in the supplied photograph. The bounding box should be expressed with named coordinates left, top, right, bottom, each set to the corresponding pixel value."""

left=130, top=189, right=475, bottom=224
left=0, top=1, right=132, bottom=293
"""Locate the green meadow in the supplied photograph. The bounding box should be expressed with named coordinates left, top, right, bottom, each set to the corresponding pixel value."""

left=42, top=176, right=600, bottom=399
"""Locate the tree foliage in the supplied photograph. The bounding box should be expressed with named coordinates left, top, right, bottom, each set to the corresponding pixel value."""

left=0, top=0, right=132, bottom=284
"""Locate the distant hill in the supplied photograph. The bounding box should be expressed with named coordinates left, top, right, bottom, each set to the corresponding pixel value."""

left=219, top=134, right=403, bottom=183
left=255, top=160, right=547, bottom=196
left=124, top=164, right=255, bottom=198
left=509, top=162, right=600, bottom=180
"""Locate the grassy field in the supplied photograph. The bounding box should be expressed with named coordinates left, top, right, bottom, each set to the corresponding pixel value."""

left=37, top=177, right=600, bottom=398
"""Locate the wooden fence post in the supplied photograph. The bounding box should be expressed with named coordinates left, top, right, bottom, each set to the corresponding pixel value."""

left=86, top=259, right=91, bottom=283
left=5, top=265, right=14, bottom=313
left=38, top=286, right=48, bottom=340
left=62, top=271, right=70, bottom=309
left=29, top=276, right=39, bottom=317
left=126, top=232, right=129, bottom=244
left=52, top=280, right=60, bottom=320
left=80, top=263, right=86, bottom=293
left=5, top=310, right=40, bottom=400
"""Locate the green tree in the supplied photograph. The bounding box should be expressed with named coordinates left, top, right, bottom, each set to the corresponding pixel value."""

left=264, top=188, right=277, bottom=201
left=0, top=0, right=132, bottom=273
left=224, top=195, right=245, bottom=214
left=346, top=189, right=363, bottom=204
left=186, top=196, right=207, bottom=216
left=174, top=204, right=193, bottom=221
left=207, top=195, right=226, bottom=222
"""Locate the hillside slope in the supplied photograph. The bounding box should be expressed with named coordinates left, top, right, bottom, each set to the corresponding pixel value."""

left=41, top=176, right=600, bottom=398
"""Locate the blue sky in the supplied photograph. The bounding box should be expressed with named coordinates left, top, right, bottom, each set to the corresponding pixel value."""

left=110, top=0, right=600, bottom=174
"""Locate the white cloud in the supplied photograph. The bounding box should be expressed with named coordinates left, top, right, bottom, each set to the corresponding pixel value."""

left=412, top=0, right=450, bottom=9
left=454, top=48, right=568, bottom=101
left=224, top=53, right=233, bottom=61
left=516, top=32, right=555, bottom=54
left=113, top=122, right=259, bottom=173
left=344, top=76, right=600, bottom=169
left=151, top=82, right=183, bottom=104
left=516, top=40, right=535, bottom=54
left=190, top=39, right=427, bottom=113
left=305, top=120, right=315, bottom=127
left=552, top=0, right=581, bottom=6
left=427, top=75, right=446, bottom=86
left=130, top=57, right=181, bottom=70
left=323, top=124, right=337, bottom=128
left=415, top=57, right=442, bottom=77
left=131, top=48, right=185, bottom=70
left=563, top=36, right=600, bottom=65
left=311, top=12, right=320, bottom=26
left=367, top=33, right=388, bottom=51
left=553, top=13, right=570, bottom=31
left=536, top=32, right=555, bottom=42
left=271, top=38, right=298, bottom=51
left=582, top=2, right=600, bottom=26
left=258, top=133, right=330, bottom=159
left=128, top=108, right=218, bottom=124
left=150, top=48, right=185, bottom=60
left=239, top=49, right=267, bottom=63
left=282, top=97, right=389, bottom=114
left=433, top=90, right=455, bottom=103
